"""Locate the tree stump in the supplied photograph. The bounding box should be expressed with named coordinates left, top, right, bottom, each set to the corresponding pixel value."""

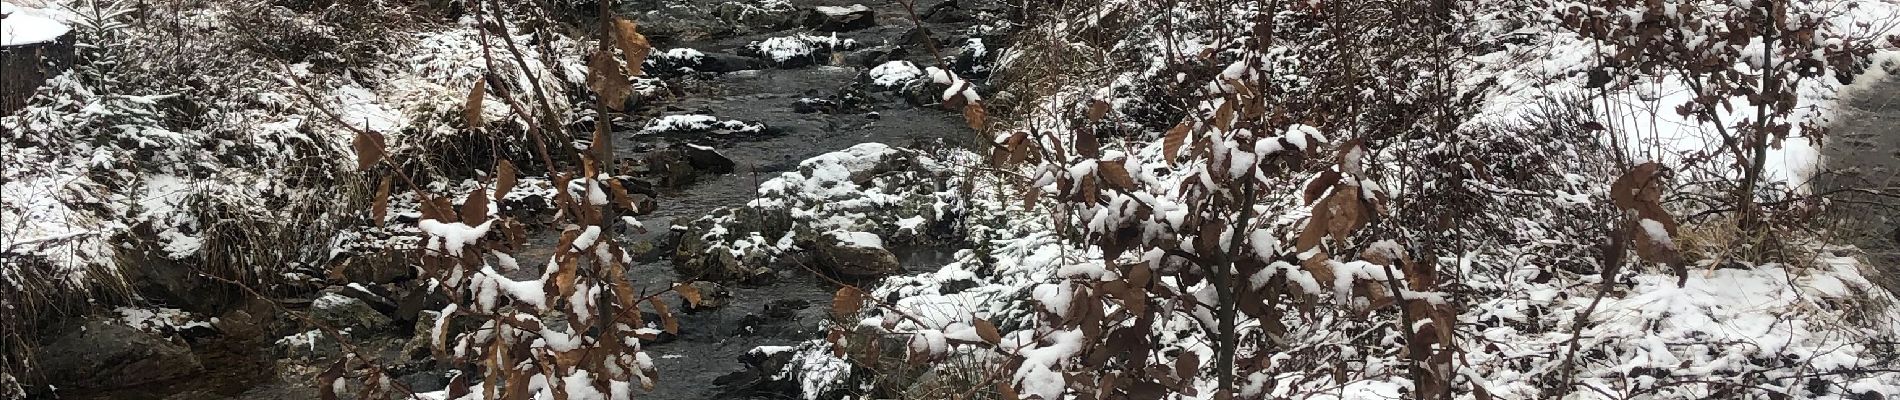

left=1, top=9, right=77, bottom=115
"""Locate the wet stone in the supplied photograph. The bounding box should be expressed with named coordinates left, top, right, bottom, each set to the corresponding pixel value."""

left=801, top=4, right=877, bottom=32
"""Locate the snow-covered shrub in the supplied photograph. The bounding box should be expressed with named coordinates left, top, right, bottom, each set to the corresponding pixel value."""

left=0, top=0, right=590, bottom=393
left=1554, top=0, right=1899, bottom=250
left=779, top=1, right=1900, bottom=399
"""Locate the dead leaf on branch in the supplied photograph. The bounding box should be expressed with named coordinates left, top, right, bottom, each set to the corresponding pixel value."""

left=611, top=17, right=650, bottom=76
left=371, top=175, right=392, bottom=227
left=832, top=286, right=864, bottom=320
left=494, top=160, right=518, bottom=201
left=1162, top=120, right=1191, bottom=166
left=676, top=282, right=703, bottom=307
left=1076, top=129, right=1102, bottom=159
left=974, top=318, right=1002, bottom=345
left=964, top=102, right=988, bottom=131
left=654, top=299, right=680, bottom=334
left=1610, top=163, right=1687, bottom=285
left=588, top=51, right=633, bottom=111
left=1087, top=98, right=1112, bottom=122
left=464, top=78, right=486, bottom=128
left=352, top=131, right=385, bottom=171
left=462, top=186, right=490, bottom=226
left=1098, top=159, right=1137, bottom=190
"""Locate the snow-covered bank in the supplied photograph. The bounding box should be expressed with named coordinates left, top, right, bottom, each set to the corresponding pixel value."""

left=740, top=0, right=1900, bottom=399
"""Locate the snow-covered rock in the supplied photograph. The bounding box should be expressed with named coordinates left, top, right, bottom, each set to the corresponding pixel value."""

left=813, top=230, right=900, bottom=278
left=673, top=143, right=970, bottom=282
left=743, top=33, right=859, bottom=67
left=801, top=4, right=877, bottom=32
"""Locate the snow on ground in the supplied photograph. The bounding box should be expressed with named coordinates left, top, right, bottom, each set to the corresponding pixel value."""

left=0, top=174, right=112, bottom=289
left=1464, top=0, right=1900, bottom=191
left=0, top=2, right=70, bottom=46
left=763, top=166, right=1900, bottom=399
left=115, top=306, right=214, bottom=334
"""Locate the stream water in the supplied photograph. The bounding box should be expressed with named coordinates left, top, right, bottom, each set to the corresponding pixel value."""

left=609, top=1, right=985, bottom=395
left=1817, top=74, right=1900, bottom=293
left=48, top=0, right=992, bottom=399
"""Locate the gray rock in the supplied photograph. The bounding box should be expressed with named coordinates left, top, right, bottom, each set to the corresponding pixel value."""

left=681, top=144, right=737, bottom=174
left=272, top=328, right=343, bottom=361
left=401, top=310, right=443, bottom=362
left=34, top=321, right=204, bottom=390
left=335, top=255, right=414, bottom=285
left=697, top=52, right=767, bottom=73
left=711, top=2, right=800, bottom=31
left=923, top=0, right=975, bottom=23
left=801, top=4, right=877, bottom=32
left=673, top=207, right=794, bottom=282
left=845, top=45, right=907, bottom=68
left=120, top=245, right=236, bottom=313
left=813, top=231, right=901, bottom=278
left=685, top=280, right=732, bottom=310
left=309, top=290, right=393, bottom=332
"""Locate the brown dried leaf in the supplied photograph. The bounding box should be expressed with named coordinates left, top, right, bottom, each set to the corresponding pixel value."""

left=370, top=175, right=392, bottom=227
left=420, top=195, right=456, bottom=222
left=1098, top=160, right=1135, bottom=190
left=1610, top=162, right=1664, bottom=211
left=462, top=186, right=490, bottom=226
left=1175, top=351, right=1200, bottom=381
left=1162, top=121, right=1191, bottom=166
left=588, top=51, right=633, bottom=111
left=352, top=131, right=385, bottom=171
left=832, top=286, right=864, bottom=320
left=1127, top=262, right=1153, bottom=288
left=1023, top=184, right=1040, bottom=211
left=1076, top=129, right=1101, bottom=159
left=1195, top=221, right=1225, bottom=257
left=464, top=78, right=486, bottom=128
left=1631, top=218, right=1685, bottom=266
left=676, top=282, right=703, bottom=307
left=1007, top=131, right=1029, bottom=165
left=964, top=102, right=988, bottom=131
left=611, top=17, right=650, bottom=76
left=1212, top=98, right=1235, bottom=132
left=997, top=381, right=1020, bottom=400
left=552, top=256, right=579, bottom=303
left=606, top=178, right=636, bottom=211
left=1302, top=171, right=1342, bottom=205
left=1087, top=99, right=1112, bottom=122
left=654, top=299, right=680, bottom=334
left=1295, top=197, right=1332, bottom=251
left=494, top=160, right=518, bottom=201
left=1327, top=190, right=1366, bottom=244
left=974, top=318, right=1002, bottom=345
left=317, top=358, right=346, bottom=400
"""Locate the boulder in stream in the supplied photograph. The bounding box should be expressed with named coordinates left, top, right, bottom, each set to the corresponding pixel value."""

left=34, top=321, right=204, bottom=390
left=801, top=4, right=878, bottom=32
left=681, top=144, right=737, bottom=174
left=814, top=231, right=901, bottom=278
left=309, top=291, right=393, bottom=333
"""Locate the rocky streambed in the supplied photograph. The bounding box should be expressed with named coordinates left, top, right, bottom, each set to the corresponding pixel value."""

left=29, top=0, right=1006, bottom=399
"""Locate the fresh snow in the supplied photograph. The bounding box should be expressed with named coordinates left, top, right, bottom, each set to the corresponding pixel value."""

left=0, top=2, right=69, bottom=46
left=868, top=61, right=923, bottom=87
